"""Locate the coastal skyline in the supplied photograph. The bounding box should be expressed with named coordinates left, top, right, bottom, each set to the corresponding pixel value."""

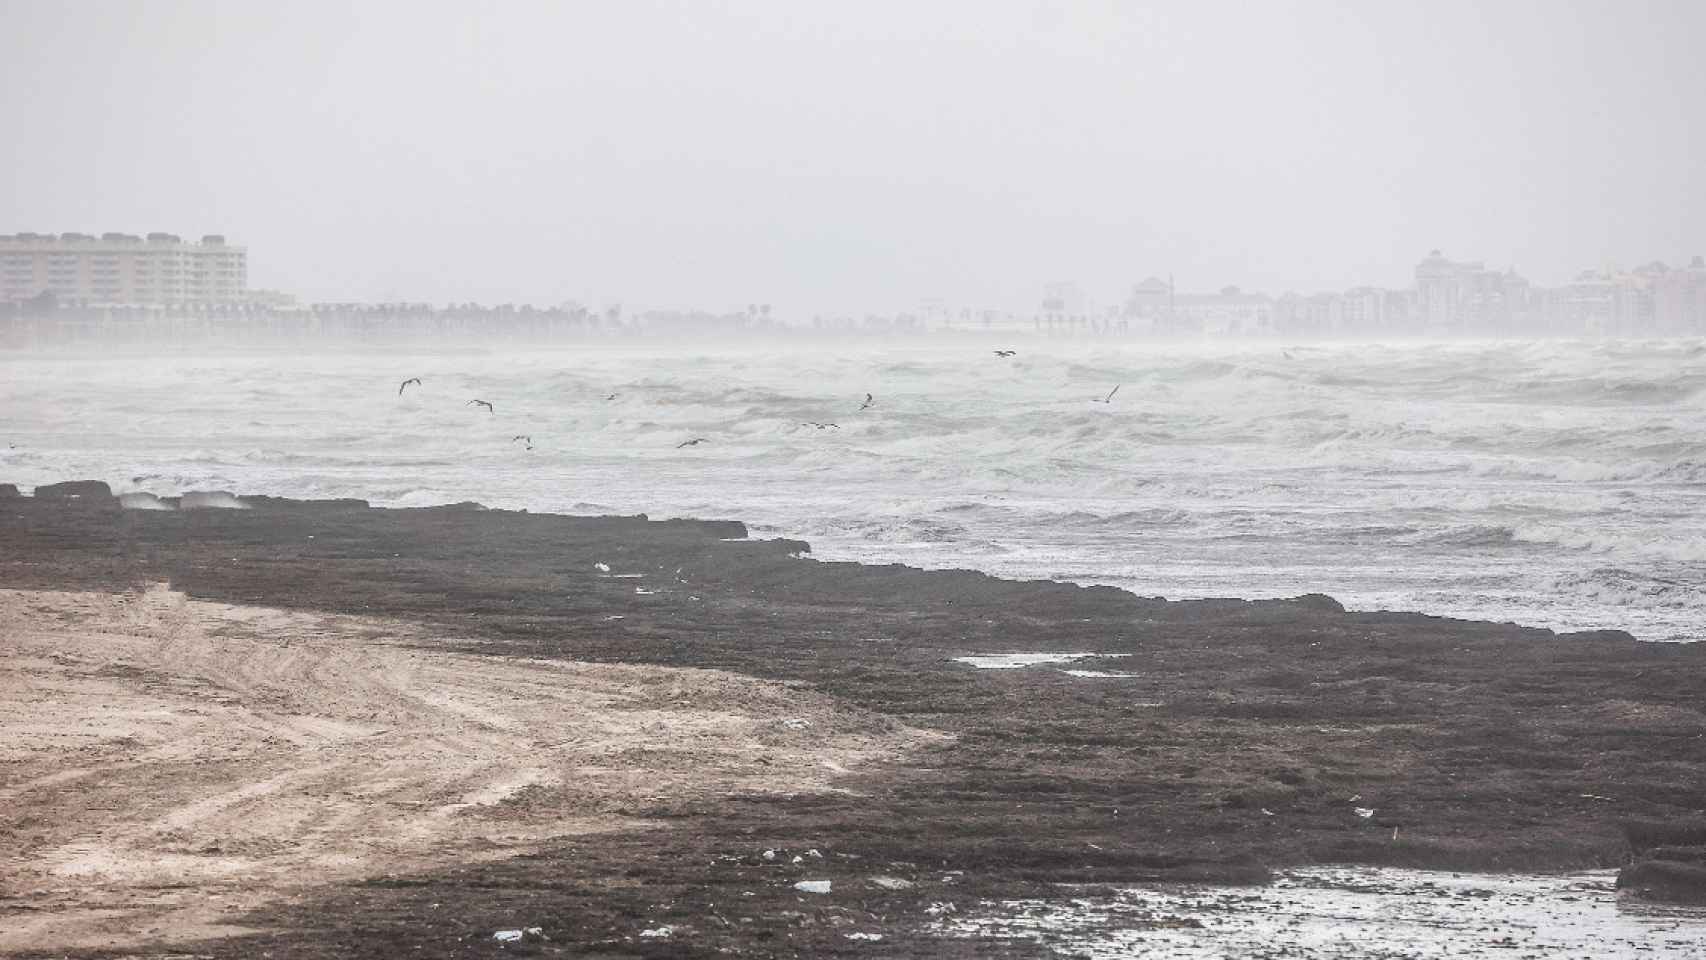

left=6, top=229, right=1703, bottom=339
left=2, top=0, right=1702, bottom=314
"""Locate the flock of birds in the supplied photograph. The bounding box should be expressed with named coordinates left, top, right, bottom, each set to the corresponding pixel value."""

left=395, top=349, right=1125, bottom=454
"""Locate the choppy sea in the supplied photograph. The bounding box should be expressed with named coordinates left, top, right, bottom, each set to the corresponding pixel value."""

left=3, top=337, right=1703, bottom=641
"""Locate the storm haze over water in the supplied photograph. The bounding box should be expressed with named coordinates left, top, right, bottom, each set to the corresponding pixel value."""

left=2, top=0, right=1703, bottom=314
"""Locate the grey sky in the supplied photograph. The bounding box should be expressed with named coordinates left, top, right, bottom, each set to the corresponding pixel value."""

left=3, top=0, right=1702, bottom=314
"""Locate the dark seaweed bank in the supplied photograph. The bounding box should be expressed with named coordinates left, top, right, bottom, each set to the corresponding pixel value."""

left=4, top=483, right=1705, bottom=958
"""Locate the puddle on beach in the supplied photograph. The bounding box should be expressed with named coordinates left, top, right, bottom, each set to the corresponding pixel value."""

left=954, top=652, right=1132, bottom=670
left=939, top=866, right=1706, bottom=958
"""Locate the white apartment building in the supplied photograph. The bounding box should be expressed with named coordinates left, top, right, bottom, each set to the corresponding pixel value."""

left=0, top=232, right=248, bottom=305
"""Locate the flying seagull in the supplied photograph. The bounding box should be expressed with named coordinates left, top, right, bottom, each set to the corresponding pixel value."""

left=859, top=393, right=875, bottom=410
left=604, top=393, right=618, bottom=401
left=1091, top=385, right=1121, bottom=404
left=398, top=377, right=422, bottom=396
left=993, top=349, right=1017, bottom=358
left=468, top=399, right=494, bottom=413
left=512, top=434, right=532, bottom=444
left=677, top=437, right=708, bottom=448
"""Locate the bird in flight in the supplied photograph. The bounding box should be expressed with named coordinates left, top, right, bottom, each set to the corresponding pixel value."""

left=859, top=393, right=875, bottom=410
left=677, top=437, right=708, bottom=448
left=398, top=377, right=422, bottom=395
left=512, top=434, right=532, bottom=444
left=468, top=399, right=494, bottom=413
left=801, top=421, right=840, bottom=430
left=1091, top=385, right=1121, bottom=404
left=993, top=349, right=1017, bottom=358
left=604, top=393, right=618, bottom=401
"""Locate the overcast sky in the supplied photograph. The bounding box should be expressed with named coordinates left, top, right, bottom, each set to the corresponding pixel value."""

left=2, top=0, right=1702, bottom=314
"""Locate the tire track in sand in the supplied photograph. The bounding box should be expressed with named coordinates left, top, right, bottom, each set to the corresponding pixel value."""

left=0, top=586, right=938, bottom=953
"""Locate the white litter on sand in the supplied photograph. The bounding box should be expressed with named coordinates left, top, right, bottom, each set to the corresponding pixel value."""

left=639, top=925, right=672, bottom=939
left=954, top=653, right=1132, bottom=670
left=795, top=880, right=833, bottom=894
left=846, top=932, right=884, bottom=941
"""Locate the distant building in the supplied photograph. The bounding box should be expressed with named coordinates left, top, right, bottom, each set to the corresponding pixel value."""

left=1411, top=250, right=1539, bottom=334
left=1173, top=286, right=1275, bottom=335
left=0, top=232, right=248, bottom=306
left=1123, top=276, right=1173, bottom=333
left=1647, top=257, right=1706, bottom=334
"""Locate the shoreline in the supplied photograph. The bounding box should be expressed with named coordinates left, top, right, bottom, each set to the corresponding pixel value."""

left=4, top=483, right=1706, bottom=956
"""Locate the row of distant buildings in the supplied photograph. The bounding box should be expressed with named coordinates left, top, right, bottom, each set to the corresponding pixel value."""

left=1044, top=250, right=1706, bottom=337
left=6, top=232, right=1706, bottom=338
left=0, top=232, right=254, bottom=306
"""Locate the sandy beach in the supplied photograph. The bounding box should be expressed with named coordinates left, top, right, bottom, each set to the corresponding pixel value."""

left=3, top=489, right=1705, bottom=957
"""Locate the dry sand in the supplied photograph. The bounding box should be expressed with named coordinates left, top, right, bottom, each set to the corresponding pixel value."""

left=0, top=586, right=935, bottom=954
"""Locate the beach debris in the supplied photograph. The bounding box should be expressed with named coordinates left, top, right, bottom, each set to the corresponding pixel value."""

left=1354, top=807, right=1376, bottom=819
left=639, top=925, right=673, bottom=939
left=1261, top=808, right=1276, bottom=817
left=595, top=562, right=611, bottom=572
left=762, top=849, right=778, bottom=861
left=805, top=848, right=822, bottom=858
left=1580, top=793, right=1617, bottom=803
left=794, top=880, right=833, bottom=894
left=781, top=718, right=811, bottom=730
left=925, top=901, right=958, bottom=917
left=869, top=875, right=914, bottom=890
left=846, top=932, right=884, bottom=942
left=492, top=926, right=544, bottom=943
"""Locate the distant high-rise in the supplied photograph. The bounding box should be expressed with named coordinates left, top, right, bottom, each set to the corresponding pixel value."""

left=0, top=232, right=248, bottom=306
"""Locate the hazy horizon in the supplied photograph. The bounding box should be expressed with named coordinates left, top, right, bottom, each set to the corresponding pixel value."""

left=3, top=0, right=1703, bottom=314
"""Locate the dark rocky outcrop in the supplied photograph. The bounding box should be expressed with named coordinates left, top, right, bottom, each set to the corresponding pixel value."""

left=32, top=479, right=113, bottom=499
left=4, top=486, right=1706, bottom=954
left=1559, top=628, right=1641, bottom=643
left=0, top=482, right=19, bottom=498
left=1617, top=859, right=1706, bottom=903
left=1622, top=818, right=1706, bottom=853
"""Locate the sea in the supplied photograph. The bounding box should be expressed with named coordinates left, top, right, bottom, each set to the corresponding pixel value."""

left=2, top=336, right=1703, bottom=642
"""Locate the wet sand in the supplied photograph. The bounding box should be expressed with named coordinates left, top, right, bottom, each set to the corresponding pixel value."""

left=3, top=490, right=1705, bottom=957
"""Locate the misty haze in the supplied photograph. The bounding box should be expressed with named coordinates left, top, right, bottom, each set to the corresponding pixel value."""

left=3, top=2, right=1705, bottom=957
